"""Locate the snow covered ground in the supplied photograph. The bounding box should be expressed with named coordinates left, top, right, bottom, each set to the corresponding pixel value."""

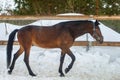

left=0, top=45, right=120, bottom=80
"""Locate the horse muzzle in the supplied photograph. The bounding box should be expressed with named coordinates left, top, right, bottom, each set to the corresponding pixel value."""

left=97, top=36, right=103, bottom=44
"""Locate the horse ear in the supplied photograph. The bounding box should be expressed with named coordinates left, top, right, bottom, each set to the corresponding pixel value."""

left=95, top=20, right=100, bottom=26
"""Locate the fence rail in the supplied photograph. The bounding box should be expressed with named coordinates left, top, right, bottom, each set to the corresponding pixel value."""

left=0, top=15, right=120, bottom=20
left=0, top=15, right=120, bottom=46
left=0, top=41, right=120, bottom=46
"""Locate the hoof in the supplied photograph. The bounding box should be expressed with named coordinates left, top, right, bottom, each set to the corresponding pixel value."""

left=8, top=70, right=12, bottom=75
left=60, top=74, right=65, bottom=77
left=65, top=68, right=70, bottom=74
left=30, top=73, right=36, bottom=76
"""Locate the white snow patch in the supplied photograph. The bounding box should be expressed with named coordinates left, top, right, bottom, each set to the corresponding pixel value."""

left=0, top=45, right=120, bottom=80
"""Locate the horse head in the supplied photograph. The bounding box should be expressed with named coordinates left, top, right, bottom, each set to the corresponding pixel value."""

left=90, top=20, right=103, bottom=44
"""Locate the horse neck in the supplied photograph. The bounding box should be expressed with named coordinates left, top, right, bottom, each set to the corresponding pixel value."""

left=70, top=24, right=92, bottom=39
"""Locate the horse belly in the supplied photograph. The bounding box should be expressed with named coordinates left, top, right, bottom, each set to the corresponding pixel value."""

left=32, top=39, right=59, bottom=48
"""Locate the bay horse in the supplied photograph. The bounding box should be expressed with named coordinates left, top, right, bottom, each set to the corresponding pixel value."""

left=7, top=20, right=103, bottom=77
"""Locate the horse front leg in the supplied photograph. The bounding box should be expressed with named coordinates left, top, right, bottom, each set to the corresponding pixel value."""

left=59, top=53, right=65, bottom=77
left=65, top=50, right=76, bottom=74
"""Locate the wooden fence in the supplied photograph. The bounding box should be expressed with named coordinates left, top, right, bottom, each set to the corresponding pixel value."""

left=0, top=15, right=120, bottom=20
left=0, top=15, right=120, bottom=46
left=0, top=41, right=120, bottom=46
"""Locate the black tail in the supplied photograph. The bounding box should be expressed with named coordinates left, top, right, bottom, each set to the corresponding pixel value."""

left=7, top=29, right=19, bottom=68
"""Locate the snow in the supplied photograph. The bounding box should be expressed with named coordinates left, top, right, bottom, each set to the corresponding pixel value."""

left=99, top=23, right=120, bottom=42
left=0, top=45, right=120, bottom=80
left=29, top=20, right=70, bottom=26
left=0, top=0, right=15, bottom=15
left=0, top=23, right=22, bottom=40
left=0, top=0, right=15, bottom=9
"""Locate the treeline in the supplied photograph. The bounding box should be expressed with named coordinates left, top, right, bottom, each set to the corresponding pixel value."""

left=13, top=0, right=120, bottom=15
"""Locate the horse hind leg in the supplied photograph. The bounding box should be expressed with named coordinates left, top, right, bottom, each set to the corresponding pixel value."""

left=24, top=46, right=36, bottom=76
left=8, top=46, right=24, bottom=74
